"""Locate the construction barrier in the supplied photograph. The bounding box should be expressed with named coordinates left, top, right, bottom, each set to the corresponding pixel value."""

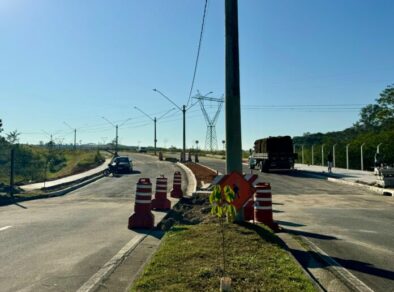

left=170, top=171, right=183, bottom=198
left=254, top=182, right=278, bottom=231
left=152, top=175, right=171, bottom=210
left=243, top=198, right=254, bottom=221
left=128, top=178, right=154, bottom=229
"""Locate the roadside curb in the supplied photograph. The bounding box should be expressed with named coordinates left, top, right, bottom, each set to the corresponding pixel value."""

left=79, top=163, right=197, bottom=291
left=296, top=169, right=394, bottom=197
left=197, top=162, right=223, bottom=176
left=277, top=232, right=374, bottom=292
left=176, top=162, right=197, bottom=195
left=0, top=173, right=104, bottom=206
left=299, top=235, right=374, bottom=292
left=77, top=233, right=148, bottom=292
left=327, top=177, right=394, bottom=196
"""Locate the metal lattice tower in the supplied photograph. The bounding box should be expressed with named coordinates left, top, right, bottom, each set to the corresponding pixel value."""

left=193, top=91, right=224, bottom=151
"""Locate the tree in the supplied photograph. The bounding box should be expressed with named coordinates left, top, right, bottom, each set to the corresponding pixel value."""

left=358, top=84, right=394, bottom=129
left=209, top=185, right=236, bottom=290
left=6, top=130, right=20, bottom=145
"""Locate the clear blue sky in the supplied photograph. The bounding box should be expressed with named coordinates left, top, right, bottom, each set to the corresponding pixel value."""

left=1, top=0, right=394, bottom=149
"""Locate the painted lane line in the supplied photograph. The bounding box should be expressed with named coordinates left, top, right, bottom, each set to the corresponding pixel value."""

left=77, top=233, right=147, bottom=292
left=0, top=226, right=12, bottom=232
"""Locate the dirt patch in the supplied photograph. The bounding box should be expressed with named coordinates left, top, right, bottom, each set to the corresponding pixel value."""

left=157, top=193, right=215, bottom=231
left=157, top=163, right=219, bottom=231
left=183, top=162, right=217, bottom=189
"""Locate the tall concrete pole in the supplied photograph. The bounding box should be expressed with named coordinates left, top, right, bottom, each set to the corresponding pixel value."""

left=74, top=129, right=77, bottom=151
left=115, top=125, right=119, bottom=155
left=154, top=118, right=157, bottom=155
left=301, top=145, right=304, bottom=164
left=333, top=144, right=337, bottom=168
left=361, top=143, right=365, bottom=171
left=225, top=0, right=242, bottom=174
left=182, top=105, right=186, bottom=162
left=321, top=144, right=325, bottom=166
left=346, top=144, right=350, bottom=169
left=312, top=145, right=314, bottom=165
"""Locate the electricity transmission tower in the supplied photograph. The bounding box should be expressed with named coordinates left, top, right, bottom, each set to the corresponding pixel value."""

left=193, top=91, right=224, bottom=151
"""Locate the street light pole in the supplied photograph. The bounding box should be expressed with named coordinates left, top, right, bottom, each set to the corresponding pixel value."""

left=333, top=144, right=337, bottom=168
left=377, top=143, right=383, bottom=154
left=153, top=88, right=188, bottom=162
left=346, top=144, right=350, bottom=169
left=102, top=117, right=131, bottom=156
left=225, top=0, right=242, bottom=174
left=183, top=105, right=186, bottom=161
left=361, top=143, right=366, bottom=171
left=134, top=106, right=175, bottom=156
left=312, top=145, right=314, bottom=165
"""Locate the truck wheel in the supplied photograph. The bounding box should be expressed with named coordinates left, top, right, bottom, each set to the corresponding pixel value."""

left=262, top=161, right=269, bottom=173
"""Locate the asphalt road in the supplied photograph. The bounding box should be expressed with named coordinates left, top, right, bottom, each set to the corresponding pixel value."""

left=0, top=153, right=185, bottom=292
left=197, top=156, right=394, bottom=292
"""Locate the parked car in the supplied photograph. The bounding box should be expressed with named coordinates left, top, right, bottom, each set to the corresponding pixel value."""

left=104, top=156, right=133, bottom=175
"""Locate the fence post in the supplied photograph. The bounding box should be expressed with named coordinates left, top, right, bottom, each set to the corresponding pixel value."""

left=9, top=148, right=15, bottom=197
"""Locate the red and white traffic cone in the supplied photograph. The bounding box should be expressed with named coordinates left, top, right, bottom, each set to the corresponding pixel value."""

left=128, top=178, right=155, bottom=229
left=170, top=171, right=183, bottom=198
left=254, top=182, right=279, bottom=231
left=152, top=175, right=171, bottom=210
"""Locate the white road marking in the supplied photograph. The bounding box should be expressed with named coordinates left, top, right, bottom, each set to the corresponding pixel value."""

left=77, top=234, right=147, bottom=292
left=0, top=226, right=12, bottom=232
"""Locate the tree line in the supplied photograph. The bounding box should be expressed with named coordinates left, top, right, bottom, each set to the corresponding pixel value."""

left=293, top=84, right=394, bottom=170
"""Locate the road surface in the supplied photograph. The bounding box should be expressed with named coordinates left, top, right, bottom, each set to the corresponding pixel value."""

left=197, top=155, right=394, bottom=292
left=0, top=153, right=185, bottom=292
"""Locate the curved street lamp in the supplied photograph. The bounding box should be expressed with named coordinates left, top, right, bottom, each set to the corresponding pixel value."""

left=134, top=107, right=175, bottom=155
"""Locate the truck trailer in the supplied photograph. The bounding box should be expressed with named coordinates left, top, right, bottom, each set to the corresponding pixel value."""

left=249, top=136, right=297, bottom=172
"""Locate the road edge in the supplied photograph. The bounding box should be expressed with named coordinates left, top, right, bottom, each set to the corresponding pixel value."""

left=77, top=162, right=197, bottom=291
left=77, top=233, right=148, bottom=292
left=299, top=236, right=374, bottom=292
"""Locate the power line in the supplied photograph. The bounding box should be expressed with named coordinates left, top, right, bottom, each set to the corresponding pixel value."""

left=186, top=0, right=209, bottom=107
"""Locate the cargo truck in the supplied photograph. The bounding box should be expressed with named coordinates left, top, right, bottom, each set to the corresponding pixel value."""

left=249, top=136, right=297, bottom=172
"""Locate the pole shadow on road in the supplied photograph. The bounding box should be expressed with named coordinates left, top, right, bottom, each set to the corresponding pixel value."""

left=291, top=247, right=394, bottom=284
left=283, top=228, right=338, bottom=240
left=276, top=220, right=305, bottom=227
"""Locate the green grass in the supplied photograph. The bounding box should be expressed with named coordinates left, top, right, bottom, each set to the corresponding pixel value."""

left=131, top=223, right=316, bottom=292
left=0, top=146, right=105, bottom=186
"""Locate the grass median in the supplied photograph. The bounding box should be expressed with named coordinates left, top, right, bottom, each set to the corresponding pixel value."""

left=131, top=221, right=316, bottom=291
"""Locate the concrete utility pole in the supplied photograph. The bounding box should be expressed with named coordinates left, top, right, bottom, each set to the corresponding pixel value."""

left=63, top=122, right=77, bottom=150
left=301, top=145, right=304, bottom=164
left=183, top=105, right=186, bottom=160
left=153, top=89, right=188, bottom=162
left=134, top=106, right=175, bottom=155
left=312, top=145, right=314, bottom=165
left=346, top=144, right=350, bottom=169
left=321, top=144, right=325, bottom=166
left=9, top=148, right=15, bottom=197
left=333, top=144, right=337, bottom=168
left=102, top=117, right=131, bottom=155
left=377, top=143, right=383, bottom=154
left=361, top=143, right=365, bottom=171
left=225, top=0, right=242, bottom=174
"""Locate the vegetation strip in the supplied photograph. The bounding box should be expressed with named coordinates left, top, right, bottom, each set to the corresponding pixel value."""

left=132, top=222, right=316, bottom=291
